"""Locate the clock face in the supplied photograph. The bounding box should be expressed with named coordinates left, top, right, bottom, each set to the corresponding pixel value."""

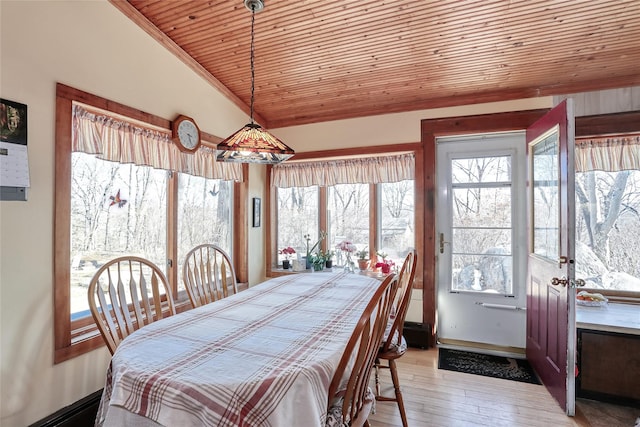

left=177, top=119, right=199, bottom=149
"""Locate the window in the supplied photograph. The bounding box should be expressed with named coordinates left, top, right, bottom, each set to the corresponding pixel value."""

left=270, top=152, right=416, bottom=272
left=70, top=153, right=168, bottom=317
left=449, top=155, right=514, bottom=294
left=575, top=170, right=640, bottom=292
left=276, top=186, right=319, bottom=263
left=55, top=84, right=242, bottom=362
left=379, top=180, right=415, bottom=267
left=574, top=134, right=640, bottom=294
left=328, top=183, right=370, bottom=265
left=177, top=174, right=233, bottom=292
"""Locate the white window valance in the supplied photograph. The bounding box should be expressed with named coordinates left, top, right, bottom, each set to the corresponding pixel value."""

left=72, top=104, right=243, bottom=181
left=271, top=153, right=415, bottom=188
left=575, top=134, right=640, bottom=173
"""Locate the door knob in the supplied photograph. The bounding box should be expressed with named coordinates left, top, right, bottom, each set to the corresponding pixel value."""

left=551, top=277, right=568, bottom=287
left=439, top=233, right=450, bottom=254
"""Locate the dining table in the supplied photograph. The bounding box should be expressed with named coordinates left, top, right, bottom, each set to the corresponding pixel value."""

left=96, top=271, right=386, bottom=427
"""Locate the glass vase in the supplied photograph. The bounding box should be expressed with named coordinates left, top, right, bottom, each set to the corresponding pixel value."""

left=343, top=254, right=355, bottom=273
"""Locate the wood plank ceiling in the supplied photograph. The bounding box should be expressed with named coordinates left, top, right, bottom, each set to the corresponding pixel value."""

left=112, top=0, right=640, bottom=129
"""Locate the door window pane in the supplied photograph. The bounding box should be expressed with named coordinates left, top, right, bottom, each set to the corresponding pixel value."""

left=70, top=153, right=168, bottom=317
left=452, top=187, right=512, bottom=227
left=452, top=253, right=512, bottom=292
left=450, top=155, right=514, bottom=294
left=452, top=157, right=511, bottom=183
left=531, top=131, right=560, bottom=260
left=452, top=229, right=511, bottom=254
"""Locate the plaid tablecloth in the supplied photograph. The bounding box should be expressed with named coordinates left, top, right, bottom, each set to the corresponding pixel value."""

left=96, top=272, right=382, bottom=427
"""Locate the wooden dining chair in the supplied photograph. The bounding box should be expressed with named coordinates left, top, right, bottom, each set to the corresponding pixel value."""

left=374, top=250, right=417, bottom=427
left=325, top=274, right=399, bottom=427
left=88, top=256, right=176, bottom=355
left=182, top=243, right=238, bottom=308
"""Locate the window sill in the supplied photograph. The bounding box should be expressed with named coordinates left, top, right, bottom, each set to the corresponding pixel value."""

left=56, top=296, right=194, bottom=364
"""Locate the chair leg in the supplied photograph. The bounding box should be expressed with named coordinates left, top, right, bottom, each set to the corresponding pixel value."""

left=389, top=359, right=408, bottom=427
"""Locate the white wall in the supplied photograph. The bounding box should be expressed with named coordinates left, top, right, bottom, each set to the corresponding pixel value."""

left=0, top=1, right=552, bottom=425
left=272, top=97, right=552, bottom=151
left=0, top=2, right=250, bottom=425
left=248, top=164, right=267, bottom=285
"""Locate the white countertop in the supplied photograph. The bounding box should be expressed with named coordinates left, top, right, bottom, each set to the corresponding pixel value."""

left=577, top=303, right=640, bottom=336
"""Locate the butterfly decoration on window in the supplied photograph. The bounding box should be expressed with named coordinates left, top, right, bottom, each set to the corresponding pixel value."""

left=109, top=190, right=128, bottom=208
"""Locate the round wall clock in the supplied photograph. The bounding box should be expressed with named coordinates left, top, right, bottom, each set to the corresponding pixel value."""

left=172, top=115, right=201, bottom=152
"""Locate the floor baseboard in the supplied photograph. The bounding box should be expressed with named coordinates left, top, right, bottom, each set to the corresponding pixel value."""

left=437, top=338, right=526, bottom=359
left=29, top=390, right=102, bottom=427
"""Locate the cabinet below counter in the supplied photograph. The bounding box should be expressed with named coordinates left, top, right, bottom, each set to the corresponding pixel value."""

left=576, top=303, right=640, bottom=406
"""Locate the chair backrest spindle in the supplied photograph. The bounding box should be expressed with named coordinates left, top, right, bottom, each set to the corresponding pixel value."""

left=88, top=256, right=176, bottom=354
left=182, top=244, right=238, bottom=308
left=382, top=250, right=417, bottom=354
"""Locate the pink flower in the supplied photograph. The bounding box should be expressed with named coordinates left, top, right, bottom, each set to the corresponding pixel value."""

left=336, top=240, right=357, bottom=253
left=279, top=246, right=296, bottom=259
left=375, top=259, right=395, bottom=274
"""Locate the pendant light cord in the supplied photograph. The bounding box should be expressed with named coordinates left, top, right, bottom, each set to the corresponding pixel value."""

left=250, top=6, right=256, bottom=124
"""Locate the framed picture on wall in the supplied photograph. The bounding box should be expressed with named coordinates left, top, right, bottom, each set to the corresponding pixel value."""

left=0, top=98, right=28, bottom=145
left=253, top=197, right=261, bottom=227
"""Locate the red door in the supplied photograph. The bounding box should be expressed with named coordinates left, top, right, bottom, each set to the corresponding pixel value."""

left=526, top=99, right=576, bottom=415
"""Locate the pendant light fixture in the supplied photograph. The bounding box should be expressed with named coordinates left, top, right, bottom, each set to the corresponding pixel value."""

left=216, top=0, right=295, bottom=164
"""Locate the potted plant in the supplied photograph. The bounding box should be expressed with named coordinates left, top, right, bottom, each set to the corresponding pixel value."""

left=322, top=250, right=335, bottom=268
left=356, top=247, right=369, bottom=271
left=279, top=246, right=296, bottom=269
left=375, top=258, right=395, bottom=274
left=304, top=231, right=326, bottom=270
left=309, top=252, right=325, bottom=271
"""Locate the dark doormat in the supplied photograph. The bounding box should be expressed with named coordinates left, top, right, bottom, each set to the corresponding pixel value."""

left=438, top=348, right=541, bottom=385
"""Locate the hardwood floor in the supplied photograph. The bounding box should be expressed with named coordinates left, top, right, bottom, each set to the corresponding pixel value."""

left=369, top=348, right=639, bottom=427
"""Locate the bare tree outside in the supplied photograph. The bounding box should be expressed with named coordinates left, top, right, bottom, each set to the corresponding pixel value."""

left=379, top=180, right=415, bottom=266
left=450, top=155, right=514, bottom=294
left=177, top=174, right=233, bottom=291
left=276, top=182, right=417, bottom=268
left=70, top=153, right=168, bottom=315
left=328, top=184, right=370, bottom=266
left=277, top=186, right=319, bottom=265
left=575, top=169, right=640, bottom=291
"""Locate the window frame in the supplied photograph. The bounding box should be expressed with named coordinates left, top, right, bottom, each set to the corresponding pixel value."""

left=265, top=144, right=424, bottom=290
left=54, top=83, right=248, bottom=363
